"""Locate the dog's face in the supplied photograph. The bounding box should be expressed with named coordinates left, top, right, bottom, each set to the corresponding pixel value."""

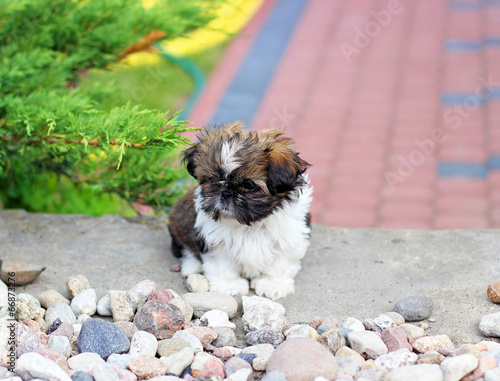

left=182, top=122, right=310, bottom=225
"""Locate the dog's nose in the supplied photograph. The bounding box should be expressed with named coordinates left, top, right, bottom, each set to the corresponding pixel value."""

left=221, top=190, right=232, bottom=199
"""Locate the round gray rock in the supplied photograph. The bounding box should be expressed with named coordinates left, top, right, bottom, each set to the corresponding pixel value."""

left=479, top=312, right=500, bottom=337
left=182, top=292, right=238, bottom=319
left=393, top=296, right=433, bottom=322
left=266, top=337, right=338, bottom=381
left=77, top=318, right=130, bottom=359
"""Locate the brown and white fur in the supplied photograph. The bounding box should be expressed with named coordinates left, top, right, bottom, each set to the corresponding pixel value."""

left=168, top=122, right=312, bottom=300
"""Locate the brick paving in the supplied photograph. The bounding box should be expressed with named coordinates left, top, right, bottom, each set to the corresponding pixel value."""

left=188, top=0, right=500, bottom=229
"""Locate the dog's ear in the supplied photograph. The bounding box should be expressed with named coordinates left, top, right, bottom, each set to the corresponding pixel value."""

left=182, top=144, right=198, bottom=179
left=266, top=142, right=310, bottom=195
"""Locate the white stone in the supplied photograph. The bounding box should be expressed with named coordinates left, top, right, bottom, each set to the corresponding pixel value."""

left=480, top=341, right=500, bottom=351
left=72, top=323, right=82, bottom=337
left=388, top=364, right=443, bottom=381
left=285, top=324, right=320, bottom=340
left=129, top=330, right=158, bottom=357
left=172, top=330, right=203, bottom=354
left=401, top=323, right=425, bottom=341
left=71, top=288, right=97, bottom=317
left=343, top=317, right=365, bottom=332
left=77, top=313, right=91, bottom=325
left=480, top=312, right=500, bottom=337
left=45, top=302, right=77, bottom=325
left=186, top=274, right=210, bottom=293
left=48, top=334, right=72, bottom=357
left=109, top=290, right=135, bottom=322
left=92, top=362, right=120, bottom=381
left=347, top=331, right=388, bottom=359
left=200, top=309, right=236, bottom=329
left=16, top=352, right=72, bottom=381
left=97, top=295, right=112, bottom=316
left=242, top=343, right=275, bottom=371
left=107, top=353, right=138, bottom=369
left=242, top=295, right=287, bottom=332
left=485, top=367, right=500, bottom=381
left=127, top=279, right=157, bottom=310
left=372, top=314, right=396, bottom=332
left=225, top=368, right=252, bottom=381
left=440, top=354, right=478, bottom=381
left=159, top=346, right=194, bottom=376
left=68, top=352, right=106, bottom=373
left=374, top=348, right=417, bottom=369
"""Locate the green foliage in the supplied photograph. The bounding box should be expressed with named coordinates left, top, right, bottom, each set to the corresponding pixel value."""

left=0, top=0, right=217, bottom=214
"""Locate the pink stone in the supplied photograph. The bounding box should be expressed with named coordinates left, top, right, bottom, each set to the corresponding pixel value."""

left=111, top=364, right=138, bottom=381
left=191, top=352, right=225, bottom=378
left=381, top=326, right=412, bottom=352
left=147, top=290, right=174, bottom=304
left=38, top=346, right=70, bottom=374
left=184, top=326, right=217, bottom=348
left=133, top=300, right=184, bottom=339
left=212, top=347, right=235, bottom=360
left=50, top=323, right=74, bottom=339
left=310, top=316, right=323, bottom=330
left=16, top=322, right=45, bottom=357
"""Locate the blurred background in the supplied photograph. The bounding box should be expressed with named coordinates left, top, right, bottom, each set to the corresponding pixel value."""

left=3, top=0, right=500, bottom=230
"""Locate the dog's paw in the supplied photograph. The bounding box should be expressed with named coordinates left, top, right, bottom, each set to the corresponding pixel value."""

left=209, top=277, right=250, bottom=296
left=251, top=277, right=295, bottom=300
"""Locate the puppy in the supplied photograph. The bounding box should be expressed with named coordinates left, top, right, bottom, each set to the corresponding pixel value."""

left=168, top=122, right=312, bottom=300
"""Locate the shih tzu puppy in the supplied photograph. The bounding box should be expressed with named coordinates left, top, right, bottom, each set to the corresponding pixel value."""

left=168, top=122, right=312, bottom=300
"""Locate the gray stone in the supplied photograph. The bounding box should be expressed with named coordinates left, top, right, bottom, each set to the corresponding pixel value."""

left=245, top=328, right=284, bottom=347
left=261, top=371, right=287, bottom=381
left=129, top=330, right=158, bottom=357
left=182, top=292, right=238, bottom=319
left=48, top=334, right=72, bottom=357
left=15, top=293, right=40, bottom=321
left=46, top=302, right=77, bottom=325
left=186, top=274, right=210, bottom=293
left=242, top=295, right=287, bottom=332
left=71, top=288, right=97, bottom=317
left=38, top=289, right=70, bottom=309
left=16, top=352, right=72, bottom=381
left=480, top=312, right=500, bottom=337
left=393, top=296, right=433, bottom=322
left=159, top=346, right=194, bottom=376
left=348, top=331, right=388, bottom=359
left=211, top=326, right=237, bottom=347
left=96, top=295, right=112, bottom=317
left=127, top=279, right=157, bottom=310
left=374, top=348, right=418, bottom=369
left=71, top=371, right=95, bottom=381
left=109, top=290, right=134, bottom=322
left=266, top=337, right=339, bottom=381
left=388, top=364, right=443, bottom=381
left=440, top=354, right=478, bottom=381
left=67, top=274, right=91, bottom=298
left=412, top=335, right=454, bottom=353
left=157, top=337, right=190, bottom=357
left=77, top=318, right=130, bottom=359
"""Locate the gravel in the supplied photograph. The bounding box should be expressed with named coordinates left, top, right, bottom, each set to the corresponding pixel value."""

left=8, top=277, right=500, bottom=381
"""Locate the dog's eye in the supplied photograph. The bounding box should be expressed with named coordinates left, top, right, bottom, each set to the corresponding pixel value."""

left=240, top=180, right=258, bottom=192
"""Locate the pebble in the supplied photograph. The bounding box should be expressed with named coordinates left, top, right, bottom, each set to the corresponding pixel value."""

left=147, top=289, right=175, bottom=304
left=67, top=274, right=91, bottom=298
left=182, top=292, right=238, bottom=319
left=128, top=354, right=168, bottom=379
left=191, top=352, right=225, bottom=378
left=68, top=352, right=105, bottom=372
left=51, top=322, right=74, bottom=338
left=200, top=309, right=236, bottom=330
left=335, top=346, right=365, bottom=368
left=412, top=334, right=455, bottom=353
left=77, top=314, right=91, bottom=325
left=335, top=357, right=359, bottom=378
left=46, top=302, right=77, bottom=325
left=77, top=318, right=131, bottom=359
left=92, top=362, right=119, bottom=381
left=400, top=323, right=425, bottom=341
left=0, top=260, right=46, bottom=286
left=266, top=338, right=339, bottom=381
left=16, top=352, right=72, bottom=381
left=71, top=371, right=95, bottom=381
left=184, top=326, right=218, bottom=348
left=242, top=296, right=286, bottom=332
left=15, top=322, right=43, bottom=357
left=210, top=326, right=237, bottom=347
left=133, top=300, right=184, bottom=339
left=127, top=279, right=157, bottom=310
left=462, top=355, right=498, bottom=381
left=114, top=321, right=138, bottom=341
left=393, top=295, right=433, bottom=322
left=380, top=326, right=412, bottom=352
left=320, top=327, right=346, bottom=353
left=487, top=283, right=500, bottom=303
left=372, top=314, right=396, bottom=332
left=310, top=316, right=323, bottom=329
left=38, top=289, right=70, bottom=309
left=417, top=350, right=445, bottom=365
left=159, top=346, right=194, bottom=376
left=480, top=312, right=500, bottom=337
left=285, top=324, right=320, bottom=340
left=107, top=353, right=137, bottom=369
left=454, top=343, right=481, bottom=358
left=96, top=295, right=112, bottom=317
left=157, top=337, right=190, bottom=357
left=172, top=330, right=204, bottom=354
left=384, top=312, right=405, bottom=325
left=262, top=371, right=287, bottom=381
left=224, top=356, right=253, bottom=376
left=15, top=293, right=41, bottom=321
left=48, top=334, right=72, bottom=357
left=245, top=328, right=284, bottom=347
left=387, top=363, right=443, bottom=381
left=71, top=288, right=97, bottom=317
left=347, top=331, right=388, bottom=359
left=212, top=345, right=242, bottom=360
left=168, top=297, right=193, bottom=325
left=186, top=274, right=210, bottom=293
left=440, top=354, right=478, bottom=381
left=109, top=290, right=135, bottom=322
left=374, top=348, right=418, bottom=369
left=242, top=343, right=275, bottom=371
left=225, top=368, right=252, bottom=381
left=343, top=318, right=365, bottom=332
left=129, top=330, right=158, bottom=357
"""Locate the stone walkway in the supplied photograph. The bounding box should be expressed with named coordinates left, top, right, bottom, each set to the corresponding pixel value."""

left=188, top=0, right=500, bottom=229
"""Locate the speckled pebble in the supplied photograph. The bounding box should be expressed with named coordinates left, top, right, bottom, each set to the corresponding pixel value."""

left=242, top=295, right=286, bottom=333
left=245, top=328, right=284, bottom=347
left=15, top=293, right=41, bottom=321
left=157, top=338, right=190, bottom=357
left=109, top=290, right=135, bottom=322
left=487, top=283, right=500, bottom=303
left=374, top=348, right=417, bottom=369
left=133, top=300, right=184, bottom=339
left=67, top=275, right=91, bottom=298
left=479, top=312, right=500, bottom=337
left=372, top=314, right=396, bottom=332
left=77, top=318, right=130, bottom=359
left=393, top=296, right=433, bottom=322
left=186, top=274, right=210, bottom=293
left=129, top=330, right=158, bottom=357
left=412, top=335, right=454, bottom=354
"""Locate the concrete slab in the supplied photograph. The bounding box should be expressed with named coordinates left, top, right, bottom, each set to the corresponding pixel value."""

left=2, top=210, right=499, bottom=345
